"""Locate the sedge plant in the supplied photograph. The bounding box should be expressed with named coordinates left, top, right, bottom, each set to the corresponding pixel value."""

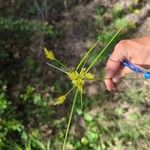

left=43, top=23, right=128, bottom=150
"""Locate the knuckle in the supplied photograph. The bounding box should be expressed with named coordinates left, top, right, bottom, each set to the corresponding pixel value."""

left=113, top=39, right=130, bottom=58
left=115, top=40, right=127, bottom=51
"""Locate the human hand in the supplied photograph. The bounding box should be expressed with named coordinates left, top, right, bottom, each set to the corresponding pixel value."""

left=105, top=36, right=150, bottom=91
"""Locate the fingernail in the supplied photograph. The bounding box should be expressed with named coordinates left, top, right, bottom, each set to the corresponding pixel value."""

left=112, top=78, right=118, bottom=83
left=112, top=76, right=120, bottom=83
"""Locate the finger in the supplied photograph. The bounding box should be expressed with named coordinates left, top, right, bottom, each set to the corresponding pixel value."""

left=105, top=60, right=121, bottom=91
left=105, top=69, right=122, bottom=90
left=104, top=78, right=114, bottom=91
left=105, top=59, right=120, bottom=78
left=105, top=42, right=127, bottom=79
left=105, top=60, right=122, bottom=91
left=112, top=74, right=121, bottom=83
left=110, top=69, right=122, bottom=91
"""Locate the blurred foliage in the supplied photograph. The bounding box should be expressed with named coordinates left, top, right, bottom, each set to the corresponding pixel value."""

left=0, top=18, right=54, bottom=37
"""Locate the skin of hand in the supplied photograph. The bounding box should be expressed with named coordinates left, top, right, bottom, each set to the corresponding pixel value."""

left=105, top=36, right=150, bottom=91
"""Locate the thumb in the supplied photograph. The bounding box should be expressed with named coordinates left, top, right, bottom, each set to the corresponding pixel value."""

left=105, top=41, right=127, bottom=78
left=104, top=41, right=127, bottom=91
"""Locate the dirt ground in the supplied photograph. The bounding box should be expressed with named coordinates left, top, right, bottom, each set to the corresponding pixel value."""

left=48, top=0, right=150, bottom=64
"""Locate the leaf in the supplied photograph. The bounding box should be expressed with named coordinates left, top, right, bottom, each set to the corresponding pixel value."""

left=114, top=107, right=124, bottom=116
left=30, top=135, right=45, bottom=150
left=128, top=112, right=140, bottom=121
left=25, top=139, right=31, bottom=150
left=84, top=113, right=93, bottom=122
left=46, top=139, right=51, bottom=150
left=86, top=130, right=99, bottom=142
left=81, top=137, right=88, bottom=145
left=33, top=94, right=42, bottom=104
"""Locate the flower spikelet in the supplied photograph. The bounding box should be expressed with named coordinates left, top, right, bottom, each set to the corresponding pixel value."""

left=67, top=71, right=84, bottom=93
left=67, top=71, right=78, bottom=81
left=54, top=95, right=66, bottom=105
left=84, top=72, right=95, bottom=80
left=80, top=68, right=95, bottom=80
left=44, top=47, right=55, bottom=60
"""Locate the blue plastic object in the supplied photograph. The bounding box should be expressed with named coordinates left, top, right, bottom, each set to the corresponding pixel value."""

left=144, top=72, right=150, bottom=79
left=122, top=60, right=150, bottom=79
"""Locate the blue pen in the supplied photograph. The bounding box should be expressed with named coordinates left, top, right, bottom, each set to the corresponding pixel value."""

left=122, top=60, right=150, bottom=79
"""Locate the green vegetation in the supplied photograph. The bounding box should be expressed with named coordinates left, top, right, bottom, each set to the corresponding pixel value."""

left=0, top=0, right=150, bottom=150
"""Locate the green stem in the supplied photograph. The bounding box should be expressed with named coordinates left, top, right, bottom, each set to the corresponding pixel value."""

left=63, top=89, right=79, bottom=150
left=76, top=41, right=99, bottom=71
left=80, top=92, right=83, bottom=110
left=66, top=86, right=75, bottom=95
left=81, top=59, right=87, bottom=70
left=45, top=62, right=67, bottom=74
left=55, top=59, right=68, bottom=70
left=87, top=77, right=104, bottom=81
left=86, top=23, right=127, bottom=72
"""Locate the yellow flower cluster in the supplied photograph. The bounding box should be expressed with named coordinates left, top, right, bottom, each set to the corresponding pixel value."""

left=44, top=47, right=55, bottom=60
left=43, top=47, right=95, bottom=105
left=67, top=68, right=95, bottom=93
left=67, top=71, right=84, bottom=93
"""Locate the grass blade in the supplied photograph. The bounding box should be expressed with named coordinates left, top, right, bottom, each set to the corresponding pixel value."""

left=86, top=23, right=127, bottom=72
left=76, top=41, right=99, bottom=71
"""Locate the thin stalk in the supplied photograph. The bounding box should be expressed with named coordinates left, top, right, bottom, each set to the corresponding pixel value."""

left=45, top=62, right=67, bottom=74
left=87, top=76, right=147, bottom=80
left=80, top=92, right=83, bottom=110
left=63, top=89, right=79, bottom=150
left=88, top=77, right=104, bottom=81
left=86, top=23, right=127, bottom=72
left=76, top=41, right=99, bottom=71
left=54, top=59, right=68, bottom=70
left=81, top=59, right=87, bottom=70
left=66, top=86, right=75, bottom=95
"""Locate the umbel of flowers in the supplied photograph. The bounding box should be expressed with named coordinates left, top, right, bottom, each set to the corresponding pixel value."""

left=44, top=47, right=95, bottom=105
